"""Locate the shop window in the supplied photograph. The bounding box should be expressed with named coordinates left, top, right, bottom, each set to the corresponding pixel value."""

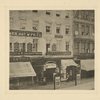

left=27, top=43, right=32, bottom=52
left=14, top=42, right=19, bottom=52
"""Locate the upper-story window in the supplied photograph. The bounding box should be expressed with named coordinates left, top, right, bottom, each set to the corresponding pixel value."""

left=56, top=24, right=61, bottom=34
left=32, top=21, right=38, bottom=31
left=56, top=11, right=60, bottom=17
left=65, top=15, right=69, bottom=18
left=56, top=27, right=60, bottom=34
left=27, top=43, right=32, bottom=52
left=74, top=22, right=79, bottom=35
left=81, top=24, right=85, bottom=35
left=85, top=25, right=90, bottom=35
left=74, top=10, right=79, bottom=19
left=80, top=11, right=86, bottom=20
left=75, top=42, right=80, bottom=53
left=85, top=11, right=90, bottom=20
left=66, top=42, right=69, bottom=51
left=91, top=25, right=94, bottom=36
left=19, top=18, right=26, bottom=30
left=10, top=43, right=12, bottom=51
left=19, top=43, right=25, bottom=52
left=46, top=26, right=51, bottom=32
left=81, top=42, right=85, bottom=53
left=52, top=44, right=56, bottom=51
left=65, top=12, right=69, bottom=18
left=46, top=11, right=51, bottom=15
left=33, top=39, right=38, bottom=52
left=56, top=13, right=60, bottom=17
left=32, top=10, right=38, bottom=13
left=46, top=22, right=52, bottom=33
left=86, top=43, right=90, bottom=53
left=10, top=16, right=14, bottom=28
left=14, top=42, right=19, bottom=52
left=92, top=43, right=94, bottom=53
left=65, top=26, right=70, bottom=34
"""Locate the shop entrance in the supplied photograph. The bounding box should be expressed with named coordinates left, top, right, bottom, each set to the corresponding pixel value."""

left=66, top=66, right=79, bottom=81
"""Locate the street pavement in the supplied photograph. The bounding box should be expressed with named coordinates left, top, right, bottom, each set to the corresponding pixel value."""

left=17, top=77, right=94, bottom=90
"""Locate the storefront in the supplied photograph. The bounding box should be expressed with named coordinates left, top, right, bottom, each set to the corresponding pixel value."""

left=10, top=62, right=36, bottom=89
left=44, top=61, right=57, bottom=82
left=81, top=59, right=94, bottom=78
left=61, top=59, right=79, bottom=81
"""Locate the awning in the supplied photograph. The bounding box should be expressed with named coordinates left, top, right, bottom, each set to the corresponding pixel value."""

left=61, top=59, right=78, bottom=69
left=81, top=59, right=94, bottom=71
left=10, top=62, right=36, bottom=78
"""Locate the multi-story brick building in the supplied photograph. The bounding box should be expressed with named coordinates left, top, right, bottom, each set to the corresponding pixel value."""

left=9, top=10, right=95, bottom=83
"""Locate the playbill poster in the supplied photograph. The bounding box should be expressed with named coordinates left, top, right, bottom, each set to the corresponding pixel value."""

left=0, top=0, right=100, bottom=100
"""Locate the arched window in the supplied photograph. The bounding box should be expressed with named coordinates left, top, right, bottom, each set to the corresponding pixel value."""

left=14, top=42, right=19, bottom=52
left=52, top=44, right=56, bottom=51
left=27, top=43, right=32, bottom=52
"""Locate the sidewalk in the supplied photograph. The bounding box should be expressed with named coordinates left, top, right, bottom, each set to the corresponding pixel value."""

left=58, top=78, right=94, bottom=90
left=17, top=77, right=94, bottom=90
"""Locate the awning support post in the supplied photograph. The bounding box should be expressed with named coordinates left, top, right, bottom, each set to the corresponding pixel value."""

left=17, top=78, right=20, bottom=87
left=32, top=76, right=34, bottom=85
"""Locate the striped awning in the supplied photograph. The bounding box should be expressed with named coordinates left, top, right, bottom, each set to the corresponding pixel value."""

left=10, top=62, right=36, bottom=78
left=61, top=59, right=78, bottom=69
left=81, top=59, right=94, bottom=71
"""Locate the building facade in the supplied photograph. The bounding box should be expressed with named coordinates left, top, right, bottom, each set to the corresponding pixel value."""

left=72, top=10, right=94, bottom=59
left=9, top=10, right=95, bottom=83
left=10, top=10, right=74, bottom=60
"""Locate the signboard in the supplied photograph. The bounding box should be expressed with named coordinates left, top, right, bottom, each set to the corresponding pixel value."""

left=54, top=75, right=60, bottom=89
left=76, top=74, right=81, bottom=84
left=10, top=30, right=42, bottom=37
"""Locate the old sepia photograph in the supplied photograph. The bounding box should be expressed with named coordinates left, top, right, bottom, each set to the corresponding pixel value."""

left=9, top=10, right=95, bottom=90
